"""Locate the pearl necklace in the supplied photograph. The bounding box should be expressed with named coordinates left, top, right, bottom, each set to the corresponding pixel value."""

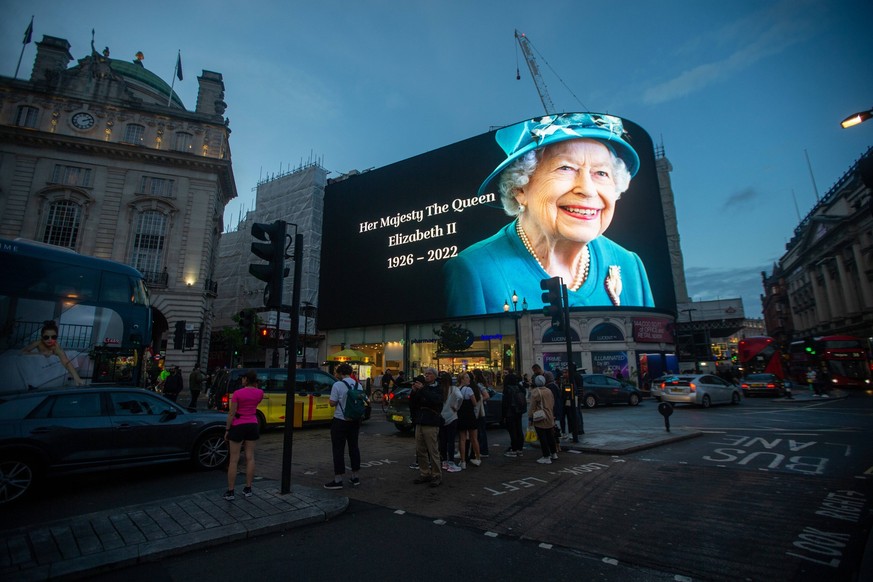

left=516, top=221, right=590, bottom=291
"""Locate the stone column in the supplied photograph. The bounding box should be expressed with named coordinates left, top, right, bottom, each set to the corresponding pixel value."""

left=820, top=260, right=842, bottom=322
left=808, top=266, right=829, bottom=326
left=834, top=254, right=859, bottom=314
left=852, top=242, right=873, bottom=310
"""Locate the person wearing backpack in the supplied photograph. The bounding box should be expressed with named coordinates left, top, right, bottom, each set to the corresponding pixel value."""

left=501, top=372, right=525, bottom=457
left=325, top=363, right=364, bottom=490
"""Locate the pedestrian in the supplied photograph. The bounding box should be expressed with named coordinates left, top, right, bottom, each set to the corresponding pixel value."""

left=473, top=369, right=491, bottom=457
left=157, top=365, right=171, bottom=390
left=457, top=371, right=481, bottom=468
left=408, top=373, right=424, bottom=470
left=223, top=369, right=263, bottom=501
left=502, top=373, right=525, bottom=456
left=411, top=368, right=444, bottom=487
left=381, top=369, right=394, bottom=392
left=560, top=367, right=581, bottom=442
left=188, top=364, right=205, bottom=408
left=529, top=375, right=558, bottom=464
left=544, top=371, right=563, bottom=449
left=439, top=371, right=462, bottom=472
left=324, top=363, right=363, bottom=489
left=163, top=366, right=183, bottom=402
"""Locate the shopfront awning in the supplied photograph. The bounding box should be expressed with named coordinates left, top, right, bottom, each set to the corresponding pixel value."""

left=327, top=348, right=370, bottom=363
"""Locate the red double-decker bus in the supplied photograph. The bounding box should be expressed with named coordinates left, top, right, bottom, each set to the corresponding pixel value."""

left=788, top=335, right=872, bottom=389
left=738, top=336, right=785, bottom=378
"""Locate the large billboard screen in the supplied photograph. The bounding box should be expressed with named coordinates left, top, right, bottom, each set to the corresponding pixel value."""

left=320, top=113, right=676, bottom=329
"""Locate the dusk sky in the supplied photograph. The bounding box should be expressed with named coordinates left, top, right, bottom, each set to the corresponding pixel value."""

left=3, top=0, right=871, bottom=317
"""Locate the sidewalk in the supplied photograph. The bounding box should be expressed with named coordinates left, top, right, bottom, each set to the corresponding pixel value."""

left=0, top=390, right=852, bottom=580
left=0, top=485, right=347, bottom=581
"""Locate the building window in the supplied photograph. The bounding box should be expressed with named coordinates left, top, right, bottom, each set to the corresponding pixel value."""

left=130, top=210, right=167, bottom=274
left=138, top=176, right=175, bottom=197
left=174, top=132, right=193, bottom=152
left=16, top=106, right=39, bottom=128
left=123, top=123, right=145, bottom=144
left=43, top=200, right=82, bottom=249
left=51, top=165, right=93, bottom=188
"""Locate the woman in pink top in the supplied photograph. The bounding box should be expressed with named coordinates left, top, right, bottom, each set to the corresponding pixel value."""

left=223, top=370, right=264, bottom=501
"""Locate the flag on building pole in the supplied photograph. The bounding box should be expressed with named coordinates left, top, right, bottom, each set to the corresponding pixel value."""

left=23, top=16, right=34, bottom=45
left=168, top=50, right=182, bottom=107
left=14, top=16, right=34, bottom=78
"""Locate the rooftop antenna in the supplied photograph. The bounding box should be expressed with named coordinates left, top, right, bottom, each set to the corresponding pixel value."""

left=804, top=149, right=820, bottom=201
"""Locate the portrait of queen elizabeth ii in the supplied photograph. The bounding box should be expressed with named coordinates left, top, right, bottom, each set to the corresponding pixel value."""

left=443, top=113, right=654, bottom=317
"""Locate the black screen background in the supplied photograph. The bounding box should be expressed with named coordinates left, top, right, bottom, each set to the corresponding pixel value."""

left=320, top=116, right=676, bottom=330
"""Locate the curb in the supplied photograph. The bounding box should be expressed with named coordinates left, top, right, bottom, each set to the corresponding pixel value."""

left=1, top=485, right=349, bottom=581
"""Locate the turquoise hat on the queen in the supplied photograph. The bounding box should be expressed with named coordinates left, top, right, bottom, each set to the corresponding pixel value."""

left=478, top=113, right=640, bottom=196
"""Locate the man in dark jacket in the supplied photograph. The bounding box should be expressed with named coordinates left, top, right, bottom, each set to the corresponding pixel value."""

left=410, top=368, right=443, bottom=487
left=501, top=373, right=525, bottom=456
left=163, top=366, right=183, bottom=402
left=188, top=365, right=205, bottom=408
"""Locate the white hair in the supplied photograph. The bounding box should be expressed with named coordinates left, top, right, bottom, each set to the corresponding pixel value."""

left=497, top=144, right=632, bottom=216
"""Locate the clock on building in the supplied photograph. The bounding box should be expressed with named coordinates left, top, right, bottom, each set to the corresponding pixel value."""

left=70, top=112, right=95, bottom=130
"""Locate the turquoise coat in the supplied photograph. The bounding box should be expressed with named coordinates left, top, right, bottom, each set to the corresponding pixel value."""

left=444, top=220, right=654, bottom=317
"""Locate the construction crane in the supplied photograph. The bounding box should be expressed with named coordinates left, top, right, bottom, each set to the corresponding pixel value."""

left=515, top=29, right=555, bottom=115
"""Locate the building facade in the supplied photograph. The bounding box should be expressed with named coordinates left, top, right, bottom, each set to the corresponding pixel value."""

left=768, top=146, right=873, bottom=343
left=0, top=36, right=236, bottom=378
left=211, top=162, right=325, bottom=369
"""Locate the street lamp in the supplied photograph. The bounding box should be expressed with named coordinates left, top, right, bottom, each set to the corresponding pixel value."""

left=503, top=291, right=523, bottom=372
left=840, top=108, right=873, bottom=129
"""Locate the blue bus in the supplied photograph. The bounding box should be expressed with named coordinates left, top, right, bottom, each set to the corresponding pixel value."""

left=0, top=238, right=152, bottom=391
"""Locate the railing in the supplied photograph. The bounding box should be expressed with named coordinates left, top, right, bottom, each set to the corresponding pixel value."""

left=142, top=270, right=169, bottom=288
left=10, top=321, right=93, bottom=351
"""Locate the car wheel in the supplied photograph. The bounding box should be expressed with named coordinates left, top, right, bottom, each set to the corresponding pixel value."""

left=628, top=393, right=640, bottom=406
left=701, top=394, right=712, bottom=408
left=584, top=394, right=598, bottom=409
left=193, top=432, right=229, bottom=470
left=0, top=456, right=39, bottom=505
left=731, top=391, right=741, bottom=405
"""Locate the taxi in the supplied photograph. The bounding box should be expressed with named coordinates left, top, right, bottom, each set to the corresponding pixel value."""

left=213, top=368, right=370, bottom=429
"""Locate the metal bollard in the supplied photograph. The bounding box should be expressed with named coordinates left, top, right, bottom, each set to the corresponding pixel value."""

left=657, top=401, right=673, bottom=432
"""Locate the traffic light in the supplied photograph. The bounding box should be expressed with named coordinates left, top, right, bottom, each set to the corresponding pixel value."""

left=249, top=220, right=289, bottom=308
left=173, top=320, right=186, bottom=350
left=238, top=309, right=255, bottom=344
left=540, top=276, right=564, bottom=328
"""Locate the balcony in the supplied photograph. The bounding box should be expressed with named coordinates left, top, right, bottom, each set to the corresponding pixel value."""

left=204, top=279, right=218, bottom=297
left=142, top=270, right=169, bottom=289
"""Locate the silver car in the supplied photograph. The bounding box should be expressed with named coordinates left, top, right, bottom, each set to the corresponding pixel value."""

left=658, top=374, right=742, bottom=408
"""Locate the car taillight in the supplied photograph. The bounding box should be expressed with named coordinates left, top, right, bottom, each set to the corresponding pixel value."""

left=766, top=383, right=775, bottom=389
left=660, top=382, right=666, bottom=389
left=689, top=383, right=697, bottom=392
left=741, top=383, right=749, bottom=389
left=221, top=394, right=229, bottom=409
left=388, top=392, right=395, bottom=401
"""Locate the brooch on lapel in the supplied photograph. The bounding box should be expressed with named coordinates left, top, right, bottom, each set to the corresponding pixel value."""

left=605, top=265, right=622, bottom=306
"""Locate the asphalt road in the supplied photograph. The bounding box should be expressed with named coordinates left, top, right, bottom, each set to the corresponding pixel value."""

left=6, top=393, right=873, bottom=581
